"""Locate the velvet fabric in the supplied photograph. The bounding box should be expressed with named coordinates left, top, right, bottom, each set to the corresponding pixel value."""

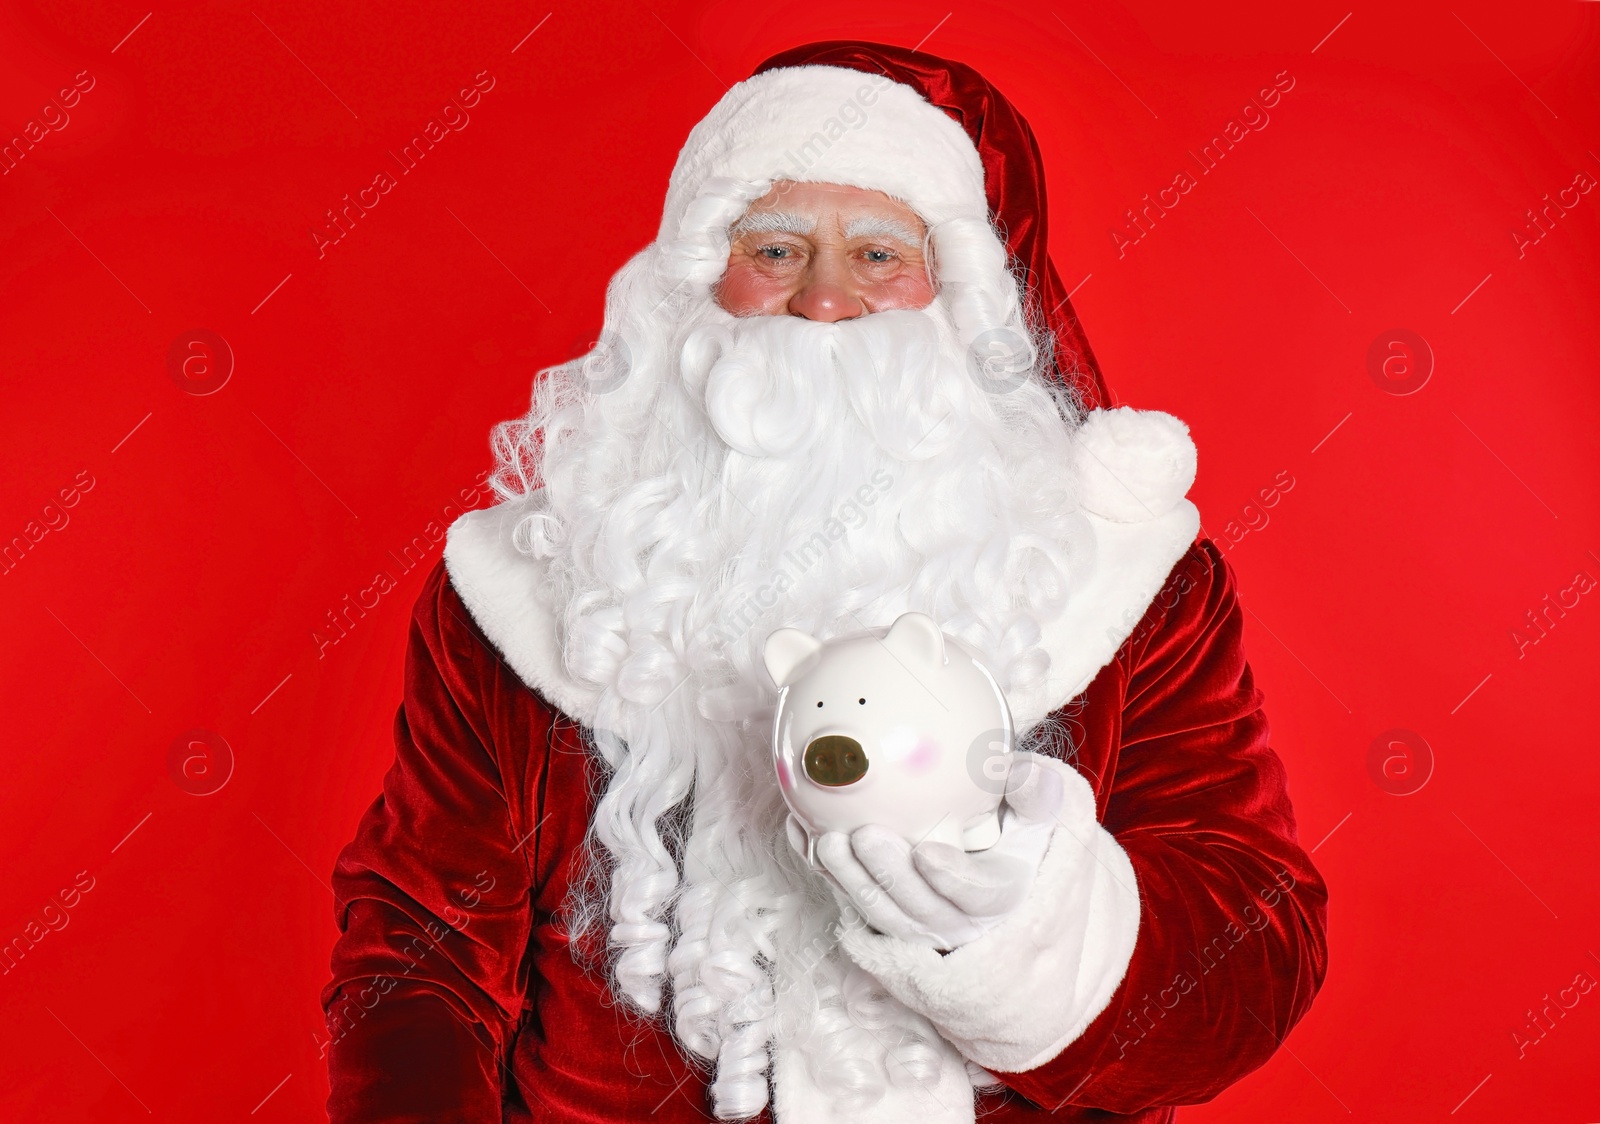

left=322, top=540, right=1329, bottom=1121
left=755, top=41, right=1110, bottom=412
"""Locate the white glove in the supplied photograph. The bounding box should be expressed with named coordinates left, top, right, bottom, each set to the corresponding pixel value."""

left=830, top=755, right=1144, bottom=1075
left=791, top=755, right=1065, bottom=950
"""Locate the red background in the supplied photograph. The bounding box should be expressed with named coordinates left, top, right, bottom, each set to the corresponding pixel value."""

left=2, top=0, right=1598, bottom=1119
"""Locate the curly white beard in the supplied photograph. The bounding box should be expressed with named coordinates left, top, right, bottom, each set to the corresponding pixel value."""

left=491, top=241, right=1093, bottom=1117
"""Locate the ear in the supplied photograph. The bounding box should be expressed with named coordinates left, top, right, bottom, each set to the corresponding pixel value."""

left=763, top=627, right=824, bottom=688
left=881, top=612, right=946, bottom=668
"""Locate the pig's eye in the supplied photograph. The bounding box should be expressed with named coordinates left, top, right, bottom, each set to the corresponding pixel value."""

left=815, top=701, right=823, bottom=708
left=858, top=698, right=866, bottom=705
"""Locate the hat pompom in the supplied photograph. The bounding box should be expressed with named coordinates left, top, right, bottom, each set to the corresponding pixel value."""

left=1071, top=407, right=1197, bottom=522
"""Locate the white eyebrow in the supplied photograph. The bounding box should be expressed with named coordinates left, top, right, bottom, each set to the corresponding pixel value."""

left=729, top=210, right=817, bottom=239
left=843, top=215, right=924, bottom=244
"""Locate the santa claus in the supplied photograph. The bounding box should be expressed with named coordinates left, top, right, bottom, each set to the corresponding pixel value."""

left=323, top=42, right=1329, bottom=1123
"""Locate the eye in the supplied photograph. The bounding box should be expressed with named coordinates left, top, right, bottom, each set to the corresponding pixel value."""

left=861, top=248, right=896, bottom=263
left=815, top=700, right=823, bottom=708
left=858, top=698, right=866, bottom=705
left=759, top=244, right=794, bottom=260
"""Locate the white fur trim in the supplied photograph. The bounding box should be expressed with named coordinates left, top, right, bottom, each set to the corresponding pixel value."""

left=836, top=757, right=1141, bottom=1074
left=770, top=1032, right=976, bottom=1124
left=659, top=65, right=988, bottom=239
left=442, top=407, right=1199, bottom=732
left=1006, top=500, right=1197, bottom=731
left=441, top=499, right=600, bottom=724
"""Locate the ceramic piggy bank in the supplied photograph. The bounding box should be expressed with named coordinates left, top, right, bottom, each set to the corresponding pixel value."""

left=762, top=612, right=1015, bottom=865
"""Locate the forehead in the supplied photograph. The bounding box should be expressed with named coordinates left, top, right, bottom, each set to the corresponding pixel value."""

left=738, top=180, right=927, bottom=234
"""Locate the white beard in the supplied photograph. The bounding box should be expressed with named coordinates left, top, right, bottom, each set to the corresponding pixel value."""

left=499, top=292, right=1092, bottom=1118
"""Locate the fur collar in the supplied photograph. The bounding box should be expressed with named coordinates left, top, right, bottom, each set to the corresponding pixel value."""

left=442, top=405, right=1199, bottom=733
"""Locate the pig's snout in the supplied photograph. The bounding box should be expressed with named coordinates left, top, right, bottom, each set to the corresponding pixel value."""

left=804, top=735, right=869, bottom=787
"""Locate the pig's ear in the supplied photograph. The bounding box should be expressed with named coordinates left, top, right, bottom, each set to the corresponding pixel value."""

left=882, top=612, right=946, bottom=668
left=764, top=628, right=824, bottom=688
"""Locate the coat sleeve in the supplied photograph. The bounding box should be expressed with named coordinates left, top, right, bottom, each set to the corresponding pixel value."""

left=993, top=539, right=1330, bottom=1112
left=321, top=561, right=546, bottom=1124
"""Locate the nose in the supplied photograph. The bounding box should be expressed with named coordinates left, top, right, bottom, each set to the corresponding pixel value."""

left=788, top=281, right=866, bottom=322
left=804, top=735, right=869, bottom=786
left=787, top=246, right=867, bottom=322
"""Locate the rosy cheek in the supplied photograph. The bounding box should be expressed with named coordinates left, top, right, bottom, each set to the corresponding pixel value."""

left=776, top=758, right=793, bottom=789
left=904, top=738, right=941, bottom=773
left=861, top=271, right=935, bottom=313
left=715, top=260, right=791, bottom=315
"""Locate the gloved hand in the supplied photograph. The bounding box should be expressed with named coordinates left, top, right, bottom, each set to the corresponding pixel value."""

left=789, top=754, right=1065, bottom=950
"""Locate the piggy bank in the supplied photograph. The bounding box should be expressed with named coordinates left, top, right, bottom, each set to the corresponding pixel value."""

left=762, top=612, right=1015, bottom=866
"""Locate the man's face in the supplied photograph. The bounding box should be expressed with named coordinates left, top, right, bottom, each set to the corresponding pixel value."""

left=714, top=181, right=936, bottom=321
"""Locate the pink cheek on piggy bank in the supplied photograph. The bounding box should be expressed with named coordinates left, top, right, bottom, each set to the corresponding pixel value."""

left=904, top=738, right=941, bottom=774
left=776, top=758, right=793, bottom=789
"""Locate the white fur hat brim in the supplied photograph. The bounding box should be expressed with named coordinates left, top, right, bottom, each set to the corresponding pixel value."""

left=657, top=65, right=989, bottom=240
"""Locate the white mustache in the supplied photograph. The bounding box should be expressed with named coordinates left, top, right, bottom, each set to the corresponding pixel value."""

left=693, top=308, right=963, bottom=461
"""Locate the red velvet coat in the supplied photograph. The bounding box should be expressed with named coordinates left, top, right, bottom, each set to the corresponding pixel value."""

left=322, top=538, right=1328, bottom=1122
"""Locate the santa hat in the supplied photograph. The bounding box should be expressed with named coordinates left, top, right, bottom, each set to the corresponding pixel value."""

left=658, top=41, right=1110, bottom=412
